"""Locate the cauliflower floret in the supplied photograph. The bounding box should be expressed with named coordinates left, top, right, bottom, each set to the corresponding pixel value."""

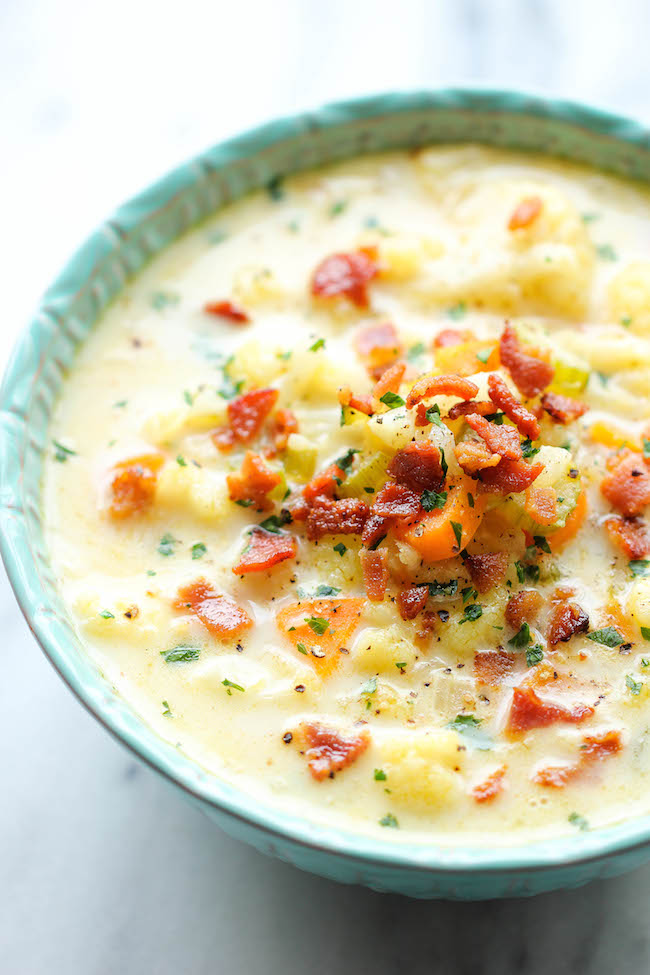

left=379, top=730, right=464, bottom=809
left=608, top=262, right=650, bottom=335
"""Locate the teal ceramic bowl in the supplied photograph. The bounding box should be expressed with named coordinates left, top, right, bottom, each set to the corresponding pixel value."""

left=5, top=89, right=650, bottom=900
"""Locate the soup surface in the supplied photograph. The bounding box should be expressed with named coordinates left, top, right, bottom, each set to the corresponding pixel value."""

left=44, top=146, right=650, bottom=843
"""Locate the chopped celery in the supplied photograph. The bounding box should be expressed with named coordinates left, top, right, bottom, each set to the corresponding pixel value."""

left=549, top=349, right=591, bottom=396
left=284, top=434, right=318, bottom=481
left=338, top=452, right=390, bottom=499
left=340, top=404, right=370, bottom=427
left=497, top=445, right=581, bottom=536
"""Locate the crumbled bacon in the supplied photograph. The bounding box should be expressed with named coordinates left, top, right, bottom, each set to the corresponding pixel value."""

left=447, top=400, right=495, bottom=420
left=472, top=766, right=506, bottom=803
left=507, top=686, right=594, bottom=734
left=505, top=590, right=543, bottom=629
left=372, top=482, right=422, bottom=519
left=213, top=388, right=279, bottom=451
left=303, top=464, right=346, bottom=504
left=355, top=321, right=402, bottom=363
left=465, top=552, right=508, bottom=593
left=387, top=442, right=445, bottom=492
left=306, top=497, right=369, bottom=540
left=601, top=452, right=650, bottom=517
left=300, top=722, right=370, bottom=781
left=533, top=730, right=622, bottom=788
left=455, top=440, right=501, bottom=475
left=406, top=374, right=479, bottom=408
left=397, top=585, right=429, bottom=621
left=547, top=599, right=589, bottom=646
left=362, top=513, right=391, bottom=549
left=108, top=453, right=163, bottom=519
left=372, top=361, right=406, bottom=400
left=474, top=650, right=515, bottom=686
left=541, top=391, right=588, bottom=425
left=604, top=515, right=650, bottom=560
left=360, top=549, right=389, bottom=602
left=175, top=579, right=252, bottom=636
left=338, top=387, right=374, bottom=416
left=478, top=458, right=544, bottom=495
left=311, top=249, right=378, bottom=307
left=487, top=373, right=541, bottom=439
left=233, top=527, right=297, bottom=574
left=499, top=323, right=554, bottom=398
left=269, top=408, right=298, bottom=451
left=415, top=402, right=430, bottom=426
left=227, top=452, right=281, bottom=510
left=434, top=328, right=468, bottom=348
left=508, top=195, right=543, bottom=231
left=203, top=299, right=250, bottom=323
left=465, top=413, right=522, bottom=461
left=524, top=487, right=558, bottom=527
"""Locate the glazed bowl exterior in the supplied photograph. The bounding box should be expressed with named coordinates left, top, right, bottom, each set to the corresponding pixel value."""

left=4, top=89, right=650, bottom=899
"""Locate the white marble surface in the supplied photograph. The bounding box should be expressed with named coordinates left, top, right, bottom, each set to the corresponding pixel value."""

left=4, top=1, right=650, bottom=971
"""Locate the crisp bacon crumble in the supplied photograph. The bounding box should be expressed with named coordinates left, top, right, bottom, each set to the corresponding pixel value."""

left=300, top=722, right=370, bottom=780
left=499, top=323, right=554, bottom=398
left=312, top=249, right=378, bottom=307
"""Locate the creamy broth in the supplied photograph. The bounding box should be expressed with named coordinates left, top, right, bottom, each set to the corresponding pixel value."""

left=44, top=146, right=650, bottom=844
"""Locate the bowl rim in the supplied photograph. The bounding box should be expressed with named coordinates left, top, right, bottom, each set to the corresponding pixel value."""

left=5, top=86, right=650, bottom=878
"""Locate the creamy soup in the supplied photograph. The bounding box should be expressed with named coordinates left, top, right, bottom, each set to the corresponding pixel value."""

left=44, top=146, right=650, bottom=844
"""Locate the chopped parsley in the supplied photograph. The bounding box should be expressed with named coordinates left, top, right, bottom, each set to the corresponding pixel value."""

left=305, top=616, right=329, bottom=635
left=309, top=337, right=325, bottom=352
left=395, top=661, right=407, bottom=672
left=99, top=610, right=115, bottom=619
left=509, top=623, right=531, bottom=648
left=521, top=438, right=540, bottom=459
left=440, top=448, right=448, bottom=479
left=630, top=559, right=650, bottom=577
left=333, top=542, right=347, bottom=557
left=296, top=584, right=341, bottom=599
left=162, top=700, right=172, bottom=717
left=429, top=579, right=458, bottom=598
left=526, top=644, right=545, bottom=667
left=222, top=678, right=245, bottom=694
left=161, top=645, right=200, bottom=663
left=447, top=301, right=467, bottom=321
left=407, top=342, right=425, bottom=361
left=157, top=533, right=179, bottom=557
left=277, top=349, right=292, bottom=361
left=467, top=493, right=475, bottom=508
left=113, top=399, right=128, bottom=408
left=266, top=175, right=284, bottom=201
left=296, top=643, right=308, bottom=655
left=459, top=603, right=482, bottom=625
left=235, top=498, right=254, bottom=508
left=475, top=348, right=491, bottom=364
left=191, top=542, right=207, bottom=560
left=335, top=448, right=359, bottom=472
left=367, top=533, right=387, bottom=551
left=643, top=438, right=650, bottom=459
left=450, top=521, right=463, bottom=550
left=380, top=391, right=405, bottom=409
left=374, top=768, right=387, bottom=781
left=641, top=627, right=650, bottom=641
left=52, top=440, right=77, bottom=462
left=258, top=511, right=292, bottom=533
left=176, top=455, right=187, bottom=466
left=626, top=674, right=643, bottom=695
left=568, top=811, right=589, bottom=831
left=587, top=627, right=624, bottom=648
left=533, top=535, right=551, bottom=554
left=485, top=411, right=504, bottom=425
left=150, top=290, right=180, bottom=310
left=421, top=489, right=447, bottom=512
left=183, top=389, right=194, bottom=406
left=379, top=813, right=399, bottom=828
left=426, top=403, right=444, bottom=427
left=461, top=586, right=478, bottom=604
left=596, top=243, right=617, bottom=261
left=621, top=315, right=632, bottom=328
left=329, top=200, right=347, bottom=217
left=447, top=713, right=492, bottom=749
left=217, top=375, right=245, bottom=400
left=642, top=658, right=650, bottom=667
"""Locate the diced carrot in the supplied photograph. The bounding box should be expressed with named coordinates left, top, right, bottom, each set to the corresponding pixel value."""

left=174, top=579, right=252, bottom=636
left=108, top=453, right=164, bottom=519
left=269, top=408, right=298, bottom=451
left=433, top=340, right=499, bottom=377
left=276, top=598, right=365, bottom=678
left=395, top=478, right=486, bottom=561
left=548, top=491, right=587, bottom=552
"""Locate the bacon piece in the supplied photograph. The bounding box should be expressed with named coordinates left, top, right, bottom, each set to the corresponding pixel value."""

left=415, top=402, right=430, bottom=426
left=541, top=392, right=588, bottom=425
left=507, top=686, right=594, bottom=734
left=360, top=549, right=389, bottom=602
left=362, top=513, right=391, bottom=549
left=175, top=579, right=252, bottom=635
left=533, top=730, right=622, bottom=788
left=397, top=585, right=429, bottom=621
left=604, top=515, right=650, bottom=560
left=303, top=464, right=346, bottom=504
left=474, top=650, right=515, bottom=686
left=508, top=195, right=543, bottom=231
left=269, top=408, right=298, bottom=451
left=447, top=400, right=495, bottom=420
left=532, top=764, right=575, bottom=788
left=465, top=552, right=508, bottom=593
left=434, top=328, right=469, bottom=348
left=524, top=486, right=558, bottom=527
left=454, top=440, right=501, bottom=475
left=487, top=373, right=540, bottom=439
left=465, top=413, right=522, bottom=461
left=203, top=299, right=250, bottom=323
left=213, top=388, right=279, bottom=451
left=372, top=482, right=422, bottom=519
left=227, top=452, right=281, bottom=510
left=601, top=452, right=650, bottom=517
left=406, top=374, right=479, bottom=409
left=387, top=442, right=445, bottom=492
left=286, top=495, right=310, bottom=522
left=300, top=722, right=370, bottom=781
left=338, top=387, right=374, bottom=416
left=311, top=249, right=378, bottom=307
left=478, top=458, right=544, bottom=495
left=355, top=321, right=402, bottom=360
left=499, top=323, right=554, bottom=398
left=108, top=453, right=163, bottom=519
left=505, top=590, right=543, bottom=629
left=472, top=766, right=506, bottom=803
left=547, top=600, right=589, bottom=647
left=306, top=497, right=369, bottom=540
left=233, top=527, right=297, bottom=574
left=372, top=361, right=406, bottom=400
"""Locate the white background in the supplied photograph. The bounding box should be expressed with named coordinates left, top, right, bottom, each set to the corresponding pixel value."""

left=3, top=1, right=650, bottom=971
